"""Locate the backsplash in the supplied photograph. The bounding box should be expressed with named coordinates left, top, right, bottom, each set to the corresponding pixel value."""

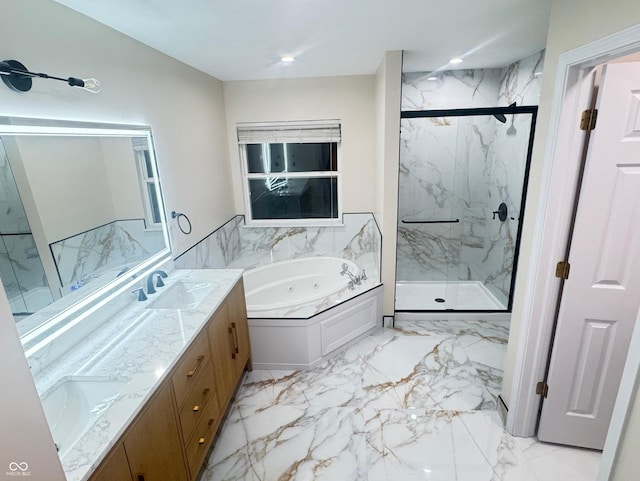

left=51, top=219, right=166, bottom=293
left=175, top=213, right=381, bottom=286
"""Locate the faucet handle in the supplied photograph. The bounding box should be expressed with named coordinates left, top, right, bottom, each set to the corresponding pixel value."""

left=156, top=276, right=165, bottom=288
left=132, top=288, right=147, bottom=302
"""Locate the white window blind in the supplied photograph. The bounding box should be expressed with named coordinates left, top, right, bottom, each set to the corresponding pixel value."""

left=237, top=120, right=341, bottom=144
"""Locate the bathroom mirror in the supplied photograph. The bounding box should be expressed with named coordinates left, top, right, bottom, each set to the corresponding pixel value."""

left=0, top=117, right=171, bottom=338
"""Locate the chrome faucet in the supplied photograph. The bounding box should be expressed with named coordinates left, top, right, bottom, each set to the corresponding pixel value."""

left=340, top=263, right=366, bottom=290
left=146, top=270, right=168, bottom=294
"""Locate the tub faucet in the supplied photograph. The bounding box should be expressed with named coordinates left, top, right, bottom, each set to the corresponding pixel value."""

left=340, top=263, right=365, bottom=290
left=146, top=270, right=168, bottom=294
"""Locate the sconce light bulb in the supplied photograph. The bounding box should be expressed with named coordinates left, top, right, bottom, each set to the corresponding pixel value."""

left=68, top=77, right=101, bottom=93
left=79, top=78, right=101, bottom=93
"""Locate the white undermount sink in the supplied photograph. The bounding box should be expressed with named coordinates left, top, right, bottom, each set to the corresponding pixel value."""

left=145, top=281, right=213, bottom=310
left=41, top=376, right=130, bottom=458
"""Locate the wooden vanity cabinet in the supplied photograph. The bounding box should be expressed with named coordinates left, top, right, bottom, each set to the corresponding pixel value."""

left=123, top=384, right=188, bottom=481
left=88, top=444, right=133, bottom=481
left=227, top=279, right=252, bottom=377
left=88, top=278, right=251, bottom=481
left=207, top=279, right=252, bottom=408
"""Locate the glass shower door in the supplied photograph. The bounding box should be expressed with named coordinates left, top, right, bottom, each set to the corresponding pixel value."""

left=395, top=116, right=458, bottom=310
left=395, top=106, right=537, bottom=312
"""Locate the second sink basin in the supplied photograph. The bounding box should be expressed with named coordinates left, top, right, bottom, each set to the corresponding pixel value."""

left=146, top=281, right=213, bottom=310
left=41, top=376, right=130, bottom=458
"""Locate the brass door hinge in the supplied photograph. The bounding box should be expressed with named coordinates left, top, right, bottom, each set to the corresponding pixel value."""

left=580, top=109, right=598, bottom=130
left=536, top=381, right=549, bottom=398
left=555, top=261, right=570, bottom=280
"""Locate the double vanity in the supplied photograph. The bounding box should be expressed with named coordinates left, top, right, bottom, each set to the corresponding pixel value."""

left=35, top=269, right=251, bottom=481
left=1, top=117, right=252, bottom=481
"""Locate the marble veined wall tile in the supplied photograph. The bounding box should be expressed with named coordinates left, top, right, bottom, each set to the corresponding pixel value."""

left=402, top=68, right=503, bottom=111
left=178, top=213, right=381, bottom=297
left=397, top=51, right=543, bottom=308
left=52, top=219, right=164, bottom=289
left=499, top=51, right=545, bottom=107
left=0, top=138, right=30, bottom=235
left=173, top=215, right=243, bottom=269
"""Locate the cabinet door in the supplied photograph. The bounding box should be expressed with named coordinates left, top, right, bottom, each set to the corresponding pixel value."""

left=227, top=280, right=252, bottom=376
left=207, top=303, right=237, bottom=408
left=89, top=444, right=132, bottom=481
left=123, top=384, right=188, bottom=481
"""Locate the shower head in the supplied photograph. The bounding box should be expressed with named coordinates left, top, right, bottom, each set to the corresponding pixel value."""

left=493, top=102, right=516, bottom=123
left=493, top=113, right=507, bottom=123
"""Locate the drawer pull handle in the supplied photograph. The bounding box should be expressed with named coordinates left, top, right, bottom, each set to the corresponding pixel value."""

left=198, top=437, right=206, bottom=445
left=137, top=474, right=146, bottom=481
left=208, top=418, right=215, bottom=426
left=193, top=405, right=200, bottom=412
left=228, top=326, right=236, bottom=360
left=203, top=388, right=211, bottom=395
left=186, top=355, right=205, bottom=377
left=231, top=322, right=240, bottom=354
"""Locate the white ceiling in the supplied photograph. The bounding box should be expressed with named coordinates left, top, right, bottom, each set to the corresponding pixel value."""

left=54, top=0, right=551, bottom=81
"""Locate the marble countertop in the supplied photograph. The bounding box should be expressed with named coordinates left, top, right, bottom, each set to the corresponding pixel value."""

left=33, top=269, right=244, bottom=481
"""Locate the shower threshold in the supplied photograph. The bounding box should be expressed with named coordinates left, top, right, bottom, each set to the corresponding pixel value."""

left=395, top=280, right=505, bottom=311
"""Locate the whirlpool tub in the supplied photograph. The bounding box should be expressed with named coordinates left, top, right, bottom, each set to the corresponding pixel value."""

left=242, top=256, right=382, bottom=370
left=243, top=257, right=359, bottom=314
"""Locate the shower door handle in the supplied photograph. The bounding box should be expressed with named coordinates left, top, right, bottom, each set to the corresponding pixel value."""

left=401, top=219, right=460, bottom=224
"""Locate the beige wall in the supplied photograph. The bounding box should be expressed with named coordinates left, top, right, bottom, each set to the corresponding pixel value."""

left=14, top=137, right=114, bottom=242
left=0, top=0, right=233, bottom=258
left=374, top=51, right=403, bottom=316
left=501, top=0, right=640, bottom=470
left=0, top=0, right=234, bottom=476
left=223, top=76, right=377, bottom=215
left=612, top=380, right=640, bottom=480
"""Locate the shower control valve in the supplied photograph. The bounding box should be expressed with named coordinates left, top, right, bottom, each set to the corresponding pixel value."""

left=492, top=203, right=508, bottom=222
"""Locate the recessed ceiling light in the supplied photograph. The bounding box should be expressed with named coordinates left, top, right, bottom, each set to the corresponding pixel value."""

left=281, top=56, right=295, bottom=63
left=449, top=57, right=463, bottom=64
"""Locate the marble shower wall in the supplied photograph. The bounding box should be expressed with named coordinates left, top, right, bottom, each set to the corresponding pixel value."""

left=175, top=213, right=381, bottom=286
left=0, top=137, right=51, bottom=312
left=51, top=219, right=165, bottom=292
left=397, top=51, right=544, bottom=307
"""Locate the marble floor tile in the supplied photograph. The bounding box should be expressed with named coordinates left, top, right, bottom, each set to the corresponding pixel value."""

left=203, top=320, right=601, bottom=481
left=206, top=406, right=366, bottom=481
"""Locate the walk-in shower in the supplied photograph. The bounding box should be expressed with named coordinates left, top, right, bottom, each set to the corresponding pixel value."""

left=395, top=105, right=537, bottom=312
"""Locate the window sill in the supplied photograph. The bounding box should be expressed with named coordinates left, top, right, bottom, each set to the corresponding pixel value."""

left=243, top=218, right=344, bottom=228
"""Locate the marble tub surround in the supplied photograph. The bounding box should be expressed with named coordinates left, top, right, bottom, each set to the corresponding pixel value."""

left=174, top=215, right=243, bottom=270
left=30, top=268, right=244, bottom=481
left=51, top=218, right=166, bottom=292
left=202, top=319, right=600, bottom=481
left=175, top=213, right=381, bottom=318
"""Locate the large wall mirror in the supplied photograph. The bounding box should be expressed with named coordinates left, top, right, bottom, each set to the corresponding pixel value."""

left=0, top=117, right=171, bottom=341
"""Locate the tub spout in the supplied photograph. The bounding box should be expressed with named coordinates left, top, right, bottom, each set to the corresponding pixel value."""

left=340, top=263, right=363, bottom=287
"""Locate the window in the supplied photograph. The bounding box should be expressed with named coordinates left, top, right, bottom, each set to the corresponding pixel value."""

left=238, top=121, right=341, bottom=225
left=133, top=137, right=162, bottom=228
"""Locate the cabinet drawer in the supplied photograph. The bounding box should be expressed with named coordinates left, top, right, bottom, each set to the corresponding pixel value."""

left=184, top=398, right=221, bottom=478
left=178, top=362, right=218, bottom=442
left=171, top=331, right=211, bottom=408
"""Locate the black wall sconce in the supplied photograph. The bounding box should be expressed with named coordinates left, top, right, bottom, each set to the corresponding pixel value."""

left=0, top=59, right=101, bottom=93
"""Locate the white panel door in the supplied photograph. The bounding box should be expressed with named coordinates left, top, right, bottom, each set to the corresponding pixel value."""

left=537, top=62, right=640, bottom=450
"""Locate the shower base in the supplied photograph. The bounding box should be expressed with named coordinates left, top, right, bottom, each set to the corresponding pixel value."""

left=395, top=281, right=505, bottom=311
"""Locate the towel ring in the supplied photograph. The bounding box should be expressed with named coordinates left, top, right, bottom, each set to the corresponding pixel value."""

left=171, top=211, right=192, bottom=235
